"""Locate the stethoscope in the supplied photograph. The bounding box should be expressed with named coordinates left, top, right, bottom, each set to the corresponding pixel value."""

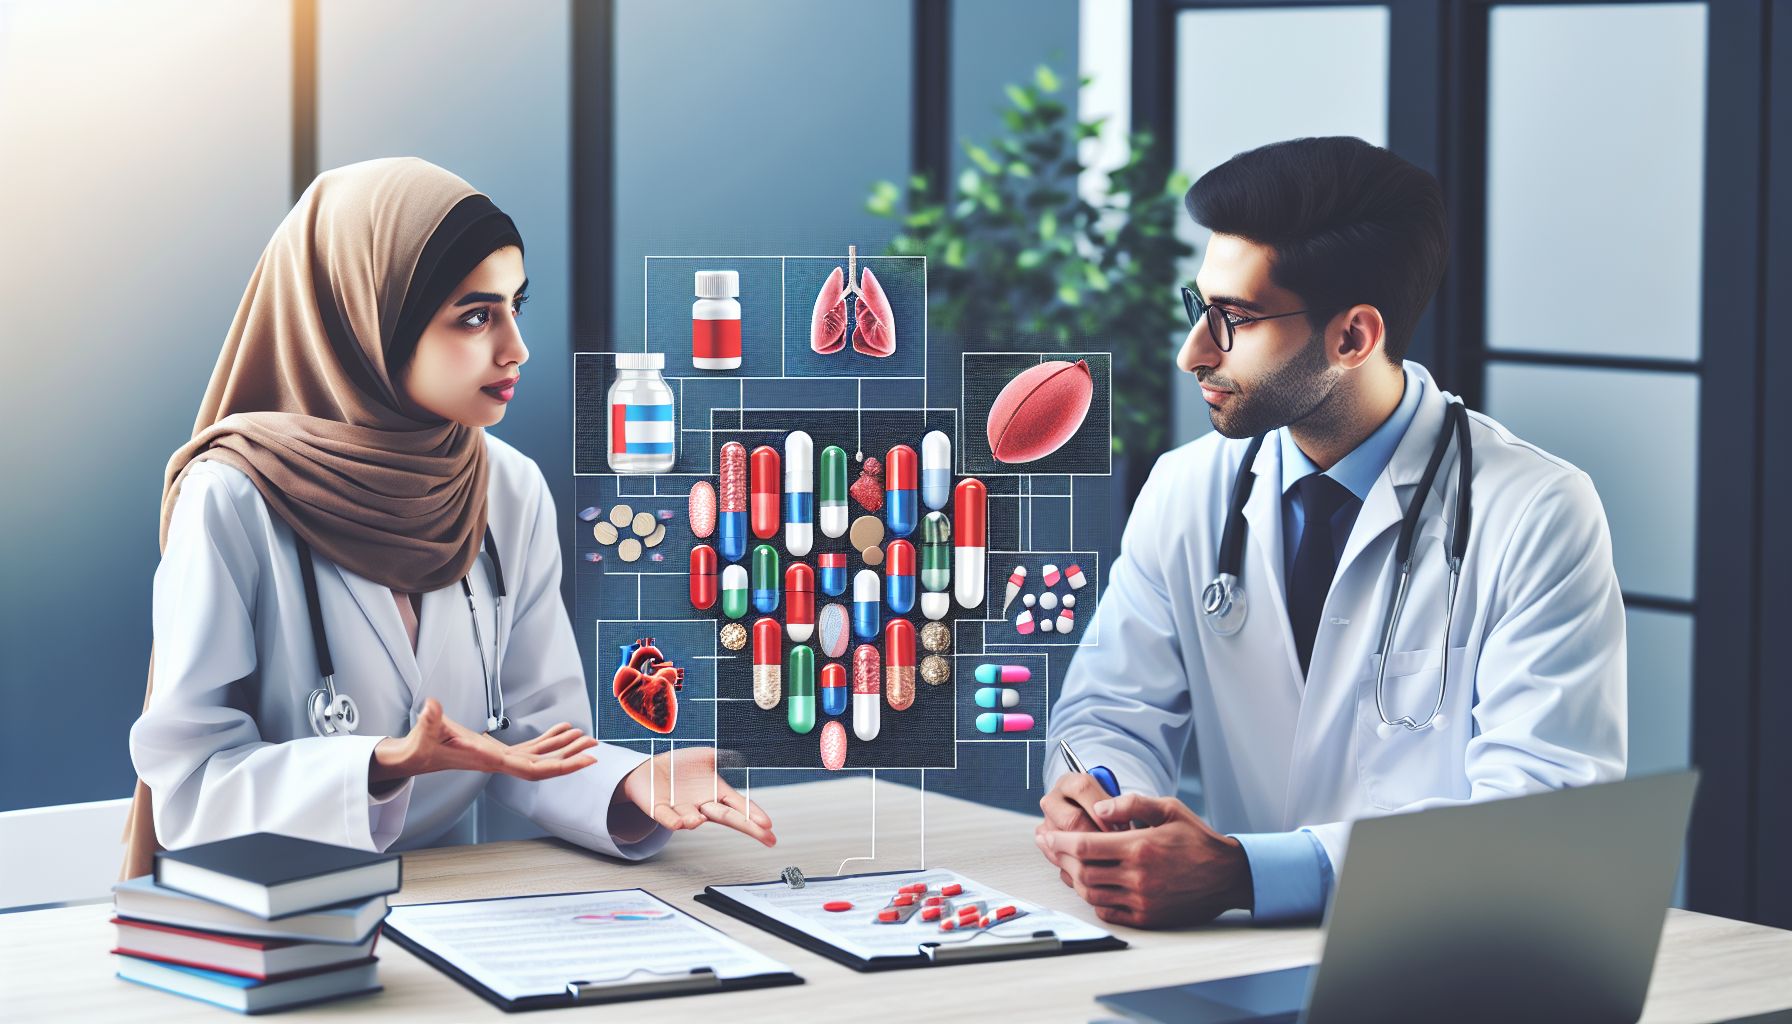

left=1201, top=400, right=1473, bottom=734
left=294, top=526, right=509, bottom=737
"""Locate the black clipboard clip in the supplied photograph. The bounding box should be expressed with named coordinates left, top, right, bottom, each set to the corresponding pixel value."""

left=565, top=967, right=720, bottom=1001
left=918, top=928, right=1063, bottom=963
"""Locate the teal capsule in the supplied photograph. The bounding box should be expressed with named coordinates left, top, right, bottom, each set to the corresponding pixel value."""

left=721, top=564, right=749, bottom=619
left=787, top=644, right=816, bottom=734
left=920, top=512, right=952, bottom=592
left=751, top=544, right=781, bottom=614
left=975, top=687, right=1021, bottom=709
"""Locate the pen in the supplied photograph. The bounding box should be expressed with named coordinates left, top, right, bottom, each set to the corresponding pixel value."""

left=1058, top=739, right=1129, bottom=831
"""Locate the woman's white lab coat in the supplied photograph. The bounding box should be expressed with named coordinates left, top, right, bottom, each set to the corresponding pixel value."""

left=130, top=432, right=667, bottom=860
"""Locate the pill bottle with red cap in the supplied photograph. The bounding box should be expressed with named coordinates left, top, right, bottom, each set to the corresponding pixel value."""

left=692, top=270, right=742, bottom=370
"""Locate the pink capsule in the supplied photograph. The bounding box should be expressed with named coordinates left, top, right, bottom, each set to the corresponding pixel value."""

left=718, top=443, right=748, bottom=561
left=853, top=644, right=882, bottom=741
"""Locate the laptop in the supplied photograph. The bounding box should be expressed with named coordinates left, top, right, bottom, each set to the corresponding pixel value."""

left=1098, top=771, right=1699, bottom=1024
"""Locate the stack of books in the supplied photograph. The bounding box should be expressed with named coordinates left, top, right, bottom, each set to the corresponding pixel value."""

left=110, top=833, right=400, bottom=1014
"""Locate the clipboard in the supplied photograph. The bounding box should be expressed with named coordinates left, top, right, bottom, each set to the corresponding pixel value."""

left=694, top=868, right=1128, bottom=973
left=382, top=889, right=802, bottom=1012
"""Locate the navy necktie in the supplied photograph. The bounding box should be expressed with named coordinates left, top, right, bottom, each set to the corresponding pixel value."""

left=1288, top=474, right=1356, bottom=676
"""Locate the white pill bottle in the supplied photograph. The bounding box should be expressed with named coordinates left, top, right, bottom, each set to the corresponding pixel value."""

left=692, top=270, right=742, bottom=370
left=606, top=352, right=677, bottom=474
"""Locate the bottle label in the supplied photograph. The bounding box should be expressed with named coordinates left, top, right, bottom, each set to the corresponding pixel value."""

left=610, top=398, right=675, bottom=456
left=692, top=318, right=741, bottom=361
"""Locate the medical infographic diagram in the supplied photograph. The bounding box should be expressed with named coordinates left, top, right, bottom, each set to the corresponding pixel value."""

left=572, top=250, right=1116, bottom=796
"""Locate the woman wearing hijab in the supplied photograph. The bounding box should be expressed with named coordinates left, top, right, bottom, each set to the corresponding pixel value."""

left=122, top=158, right=772, bottom=880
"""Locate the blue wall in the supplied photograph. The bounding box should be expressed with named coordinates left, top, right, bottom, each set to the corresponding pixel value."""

left=0, top=0, right=1081, bottom=813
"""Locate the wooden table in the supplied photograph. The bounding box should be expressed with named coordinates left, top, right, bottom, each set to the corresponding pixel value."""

left=5, top=777, right=1790, bottom=1022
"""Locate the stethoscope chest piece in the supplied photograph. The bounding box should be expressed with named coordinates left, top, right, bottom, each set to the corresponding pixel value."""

left=1201, top=574, right=1248, bottom=636
left=309, top=685, right=359, bottom=736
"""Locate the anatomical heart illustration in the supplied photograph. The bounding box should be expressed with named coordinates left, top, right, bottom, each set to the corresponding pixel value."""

left=611, top=637, right=685, bottom=734
left=809, top=245, right=896, bottom=357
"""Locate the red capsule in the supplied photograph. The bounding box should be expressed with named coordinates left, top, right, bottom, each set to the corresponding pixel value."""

left=750, top=445, right=781, bottom=539
left=883, top=618, right=916, bottom=711
left=784, top=562, right=815, bottom=643
left=689, top=544, right=717, bottom=610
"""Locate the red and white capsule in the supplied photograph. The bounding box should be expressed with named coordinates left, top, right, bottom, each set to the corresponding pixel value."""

left=953, top=478, right=987, bottom=610
left=752, top=617, right=781, bottom=710
left=785, top=562, right=815, bottom=642
left=884, top=618, right=915, bottom=711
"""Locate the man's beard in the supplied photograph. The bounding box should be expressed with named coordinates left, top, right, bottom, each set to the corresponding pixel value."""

left=1201, top=328, right=1340, bottom=439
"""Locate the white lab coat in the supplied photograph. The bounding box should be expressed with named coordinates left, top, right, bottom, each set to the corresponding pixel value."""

left=1046, top=362, right=1626, bottom=874
left=130, top=431, right=668, bottom=860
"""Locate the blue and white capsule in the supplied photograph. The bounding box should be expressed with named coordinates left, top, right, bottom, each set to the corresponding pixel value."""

left=851, top=569, right=882, bottom=640
left=921, top=430, right=952, bottom=510
left=783, top=431, right=813, bottom=557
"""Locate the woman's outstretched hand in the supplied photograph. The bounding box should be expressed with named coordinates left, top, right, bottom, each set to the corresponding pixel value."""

left=368, top=698, right=598, bottom=786
left=620, top=746, right=777, bottom=847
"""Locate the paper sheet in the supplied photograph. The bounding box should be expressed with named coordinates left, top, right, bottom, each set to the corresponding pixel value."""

left=707, top=869, right=1114, bottom=961
left=385, top=889, right=791, bottom=1002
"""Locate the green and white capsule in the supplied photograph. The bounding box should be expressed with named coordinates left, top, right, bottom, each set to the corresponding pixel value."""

left=819, top=445, right=850, bottom=539
left=787, top=644, right=816, bottom=734
left=919, top=511, right=952, bottom=621
left=720, top=564, right=749, bottom=619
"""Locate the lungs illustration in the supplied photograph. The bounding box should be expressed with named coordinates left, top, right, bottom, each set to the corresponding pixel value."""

left=808, top=261, right=896, bottom=358
left=852, top=266, right=896, bottom=357
left=810, top=265, right=847, bottom=354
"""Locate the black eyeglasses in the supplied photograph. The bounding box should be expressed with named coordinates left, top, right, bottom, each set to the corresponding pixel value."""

left=1182, top=284, right=1309, bottom=352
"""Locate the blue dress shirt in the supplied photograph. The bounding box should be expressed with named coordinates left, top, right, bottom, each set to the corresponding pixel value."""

left=1229, top=365, right=1425, bottom=922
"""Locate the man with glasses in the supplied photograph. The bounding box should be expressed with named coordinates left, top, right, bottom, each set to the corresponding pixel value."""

left=1036, top=136, right=1626, bottom=929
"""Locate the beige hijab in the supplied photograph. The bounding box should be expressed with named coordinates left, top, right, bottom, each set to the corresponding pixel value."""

left=121, top=157, right=496, bottom=878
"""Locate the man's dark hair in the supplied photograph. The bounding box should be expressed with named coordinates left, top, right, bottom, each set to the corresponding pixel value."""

left=1185, top=136, right=1448, bottom=362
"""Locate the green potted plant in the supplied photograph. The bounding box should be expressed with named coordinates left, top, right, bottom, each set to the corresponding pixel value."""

left=868, top=65, right=1193, bottom=500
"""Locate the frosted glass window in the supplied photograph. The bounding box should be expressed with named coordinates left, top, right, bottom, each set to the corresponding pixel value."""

left=1485, top=3, right=1707, bottom=360
left=1626, top=608, right=1693, bottom=777
left=1483, top=364, right=1697, bottom=601
left=1171, top=6, right=1390, bottom=445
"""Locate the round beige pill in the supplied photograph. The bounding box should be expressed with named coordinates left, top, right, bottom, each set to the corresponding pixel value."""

left=643, top=524, right=666, bottom=548
left=608, top=504, right=633, bottom=528
left=849, top=515, right=885, bottom=552
left=631, top=511, right=656, bottom=537
left=617, top=538, right=643, bottom=562
left=860, top=545, right=884, bottom=567
left=593, top=522, right=619, bottom=545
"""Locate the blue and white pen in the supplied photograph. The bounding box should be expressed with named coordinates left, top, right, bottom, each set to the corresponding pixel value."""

left=1058, top=739, right=1130, bottom=831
